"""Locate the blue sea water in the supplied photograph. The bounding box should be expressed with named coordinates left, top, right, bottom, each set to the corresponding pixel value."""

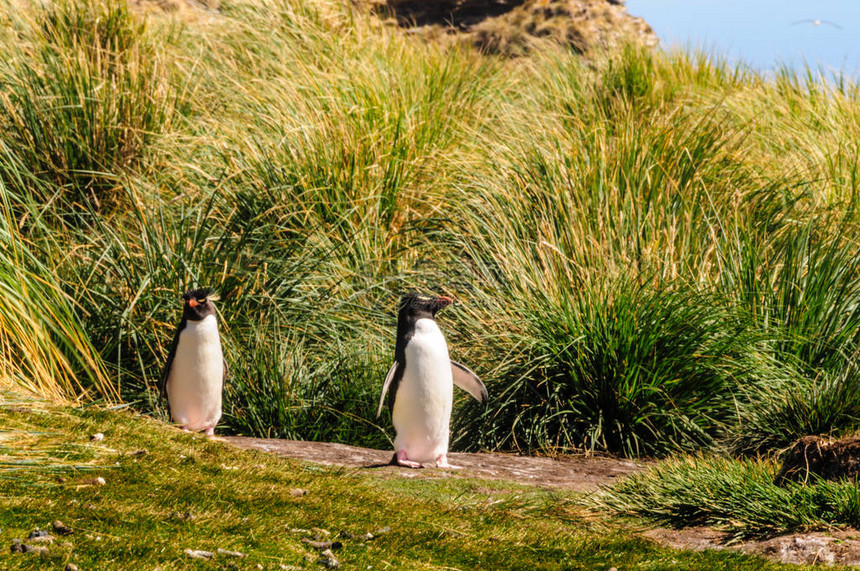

left=625, top=0, right=860, bottom=76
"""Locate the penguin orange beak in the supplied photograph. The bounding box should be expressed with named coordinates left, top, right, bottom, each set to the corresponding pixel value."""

left=188, top=298, right=199, bottom=308
left=437, top=296, right=453, bottom=307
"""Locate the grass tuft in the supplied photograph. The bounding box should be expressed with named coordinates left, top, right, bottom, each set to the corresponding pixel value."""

left=593, top=454, right=860, bottom=540
left=0, top=0, right=175, bottom=212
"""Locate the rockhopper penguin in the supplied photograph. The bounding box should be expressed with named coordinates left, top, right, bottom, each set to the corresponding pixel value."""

left=160, top=288, right=226, bottom=437
left=376, top=293, right=488, bottom=468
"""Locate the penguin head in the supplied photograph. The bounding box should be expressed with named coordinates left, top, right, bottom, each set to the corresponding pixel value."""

left=181, top=288, right=219, bottom=322
left=398, top=293, right=453, bottom=321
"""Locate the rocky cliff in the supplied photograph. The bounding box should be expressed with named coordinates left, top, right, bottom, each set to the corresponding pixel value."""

left=370, top=0, right=657, bottom=56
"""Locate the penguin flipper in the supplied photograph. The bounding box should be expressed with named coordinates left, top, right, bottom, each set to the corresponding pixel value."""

left=451, top=360, right=489, bottom=404
left=376, top=361, right=401, bottom=419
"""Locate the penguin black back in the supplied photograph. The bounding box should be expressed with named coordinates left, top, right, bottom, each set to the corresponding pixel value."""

left=387, top=293, right=452, bottom=414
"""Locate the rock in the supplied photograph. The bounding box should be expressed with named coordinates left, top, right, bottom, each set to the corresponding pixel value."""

left=301, top=539, right=343, bottom=550
left=81, top=477, right=106, bottom=486
left=52, top=520, right=73, bottom=535
left=26, top=544, right=50, bottom=555
left=184, top=549, right=215, bottom=559
left=356, top=527, right=390, bottom=541
left=471, top=0, right=657, bottom=56
left=318, top=548, right=340, bottom=568
left=217, top=548, right=247, bottom=558
left=90, top=433, right=105, bottom=442
left=223, top=437, right=645, bottom=492
left=27, top=529, right=51, bottom=540
left=65, top=564, right=79, bottom=571
left=290, top=488, right=308, bottom=497
left=10, top=539, right=50, bottom=555
left=359, top=0, right=657, bottom=56
left=739, top=533, right=840, bottom=565
left=774, top=435, right=860, bottom=485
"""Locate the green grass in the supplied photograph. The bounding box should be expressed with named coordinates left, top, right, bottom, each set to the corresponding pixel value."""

left=453, top=281, right=753, bottom=457
left=0, top=394, right=807, bottom=570
left=0, top=173, right=113, bottom=401
left=593, top=454, right=860, bottom=541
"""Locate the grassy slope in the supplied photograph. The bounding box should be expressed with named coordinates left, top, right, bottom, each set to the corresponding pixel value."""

left=1, top=394, right=798, bottom=571
left=5, top=0, right=860, bottom=460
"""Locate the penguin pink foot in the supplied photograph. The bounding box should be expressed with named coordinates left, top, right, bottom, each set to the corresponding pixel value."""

left=395, top=449, right=422, bottom=469
left=435, top=453, right=461, bottom=469
left=204, top=426, right=216, bottom=438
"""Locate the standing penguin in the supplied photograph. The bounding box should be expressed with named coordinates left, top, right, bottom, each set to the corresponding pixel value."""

left=376, top=293, right=488, bottom=468
left=160, top=288, right=226, bottom=437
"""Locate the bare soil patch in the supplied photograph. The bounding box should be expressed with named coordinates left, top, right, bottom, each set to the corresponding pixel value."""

left=775, top=435, right=860, bottom=486
left=643, top=527, right=860, bottom=567
left=224, top=436, right=645, bottom=491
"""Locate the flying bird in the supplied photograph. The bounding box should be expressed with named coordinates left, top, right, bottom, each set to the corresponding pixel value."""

left=791, top=19, right=843, bottom=29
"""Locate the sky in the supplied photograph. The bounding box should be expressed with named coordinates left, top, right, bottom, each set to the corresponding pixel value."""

left=625, top=0, right=860, bottom=76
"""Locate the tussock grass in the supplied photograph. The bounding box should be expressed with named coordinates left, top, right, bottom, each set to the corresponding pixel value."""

left=4, top=0, right=860, bottom=461
left=0, top=0, right=176, bottom=212
left=456, top=282, right=754, bottom=457
left=593, top=454, right=860, bottom=540
left=0, top=173, right=113, bottom=401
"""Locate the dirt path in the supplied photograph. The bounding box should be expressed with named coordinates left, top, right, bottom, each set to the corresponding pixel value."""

left=224, top=436, right=644, bottom=491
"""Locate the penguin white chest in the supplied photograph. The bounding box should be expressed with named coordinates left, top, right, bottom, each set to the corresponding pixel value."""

left=392, top=318, right=453, bottom=463
left=166, top=315, right=224, bottom=432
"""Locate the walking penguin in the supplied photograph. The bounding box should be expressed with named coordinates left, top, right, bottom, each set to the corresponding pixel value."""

left=376, top=293, right=488, bottom=468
